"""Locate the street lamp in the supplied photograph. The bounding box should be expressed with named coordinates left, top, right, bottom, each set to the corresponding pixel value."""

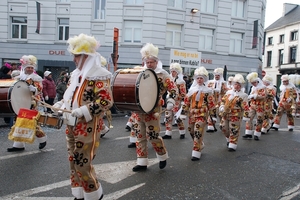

left=191, top=8, right=198, bottom=14
left=190, top=8, right=199, bottom=22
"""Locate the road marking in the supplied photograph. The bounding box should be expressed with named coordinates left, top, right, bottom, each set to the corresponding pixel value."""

left=95, top=158, right=158, bottom=184
left=104, top=183, right=145, bottom=200
left=114, top=136, right=129, bottom=140
left=2, top=159, right=155, bottom=199
left=4, top=184, right=145, bottom=200
left=278, top=183, right=300, bottom=200
left=0, top=149, right=55, bottom=161
left=280, top=128, right=300, bottom=133
left=1, top=180, right=70, bottom=199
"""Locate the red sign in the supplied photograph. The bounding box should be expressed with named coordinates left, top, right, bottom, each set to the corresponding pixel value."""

left=201, top=59, right=212, bottom=64
left=49, top=50, right=65, bottom=55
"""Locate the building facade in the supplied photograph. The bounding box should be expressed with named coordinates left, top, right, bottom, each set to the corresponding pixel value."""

left=0, top=0, right=266, bottom=82
left=263, top=3, right=300, bottom=87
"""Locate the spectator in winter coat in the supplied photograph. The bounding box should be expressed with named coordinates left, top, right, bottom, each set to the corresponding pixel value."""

left=42, top=71, right=56, bottom=113
left=56, top=76, right=67, bottom=101
left=0, top=65, right=12, bottom=79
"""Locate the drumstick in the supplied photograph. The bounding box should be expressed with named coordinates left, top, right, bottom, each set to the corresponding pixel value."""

left=32, top=96, right=72, bottom=113
left=154, top=109, right=166, bottom=118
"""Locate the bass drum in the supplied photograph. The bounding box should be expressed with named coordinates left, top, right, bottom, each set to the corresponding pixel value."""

left=111, top=68, right=159, bottom=113
left=0, top=80, right=32, bottom=115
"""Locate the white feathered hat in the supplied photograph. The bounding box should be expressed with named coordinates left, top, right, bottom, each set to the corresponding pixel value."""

left=214, top=68, right=224, bottom=75
left=289, top=74, right=296, bottom=84
left=233, top=74, right=245, bottom=84
left=228, top=76, right=234, bottom=82
left=281, top=74, right=289, bottom=81
left=100, top=56, right=107, bottom=67
left=67, top=33, right=100, bottom=55
left=20, top=55, right=37, bottom=69
left=262, top=74, right=273, bottom=84
left=140, top=43, right=159, bottom=61
left=170, top=63, right=183, bottom=74
left=194, top=66, right=208, bottom=82
left=246, top=72, right=259, bottom=83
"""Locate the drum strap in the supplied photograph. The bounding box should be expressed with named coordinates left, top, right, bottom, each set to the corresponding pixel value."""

left=70, top=76, right=82, bottom=110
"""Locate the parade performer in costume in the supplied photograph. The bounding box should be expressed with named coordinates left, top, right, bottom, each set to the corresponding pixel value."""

left=52, top=34, right=113, bottom=200
left=7, top=55, right=47, bottom=152
left=242, top=72, right=266, bottom=141
left=226, top=76, right=234, bottom=90
left=130, top=43, right=179, bottom=172
left=261, top=74, right=276, bottom=134
left=271, top=75, right=299, bottom=131
left=181, top=66, right=216, bottom=161
left=219, top=74, right=249, bottom=151
left=293, top=88, right=300, bottom=118
left=289, top=74, right=300, bottom=118
left=206, top=67, right=228, bottom=132
left=162, top=62, right=187, bottom=139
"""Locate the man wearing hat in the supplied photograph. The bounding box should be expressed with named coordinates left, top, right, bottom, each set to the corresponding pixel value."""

left=52, top=33, right=113, bottom=200
left=129, top=43, right=179, bottom=172
left=261, top=74, right=277, bottom=134
left=242, top=72, right=266, bottom=140
left=42, top=70, right=56, bottom=113
left=271, top=75, right=299, bottom=131
left=180, top=66, right=216, bottom=160
left=219, top=74, right=249, bottom=151
left=206, top=67, right=228, bottom=132
left=162, top=62, right=187, bottom=139
left=226, top=76, right=235, bottom=90
left=7, top=55, right=47, bottom=152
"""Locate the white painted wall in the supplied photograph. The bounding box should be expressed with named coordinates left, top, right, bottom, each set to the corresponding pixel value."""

left=264, top=23, right=300, bottom=83
left=0, top=0, right=266, bottom=77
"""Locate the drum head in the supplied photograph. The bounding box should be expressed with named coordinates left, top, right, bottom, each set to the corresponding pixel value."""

left=10, top=81, right=32, bottom=114
left=137, top=69, right=159, bottom=113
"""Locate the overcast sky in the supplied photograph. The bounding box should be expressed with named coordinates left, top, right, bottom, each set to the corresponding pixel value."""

left=265, top=0, right=300, bottom=27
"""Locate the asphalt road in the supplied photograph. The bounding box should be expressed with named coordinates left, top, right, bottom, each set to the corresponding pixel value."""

left=0, top=114, right=300, bottom=200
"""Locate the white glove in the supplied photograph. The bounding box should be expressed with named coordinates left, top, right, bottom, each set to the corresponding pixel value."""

left=71, top=108, right=83, bottom=118
left=252, top=94, right=257, bottom=99
left=214, top=88, right=220, bottom=92
left=28, top=85, right=37, bottom=93
left=45, top=96, right=49, bottom=101
left=219, top=105, right=224, bottom=112
left=179, top=115, right=187, bottom=120
left=228, top=94, right=234, bottom=101
left=166, top=102, right=174, bottom=110
left=52, top=101, right=63, bottom=112
left=248, top=94, right=253, bottom=99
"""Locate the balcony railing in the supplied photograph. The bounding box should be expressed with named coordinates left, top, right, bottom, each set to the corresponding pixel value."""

left=279, top=62, right=300, bottom=69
